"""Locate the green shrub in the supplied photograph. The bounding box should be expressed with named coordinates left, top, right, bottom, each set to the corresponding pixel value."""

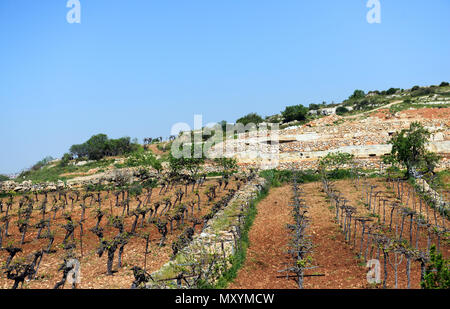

left=281, top=105, right=309, bottom=123
left=124, top=151, right=162, bottom=171
left=59, top=153, right=73, bottom=167
left=349, top=90, right=365, bottom=100
left=386, top=88, right=399, bottom=95
left=421, top=245, right=450, bottom=289
left=309, top=103, right=321, bottom=110
left=236, top=113, right=264, bottom=126
left=336, top=106, right=349, bottom=115
left=259, top=169, right=323, bottom=187
left=411, top=87, right=434, bottom=97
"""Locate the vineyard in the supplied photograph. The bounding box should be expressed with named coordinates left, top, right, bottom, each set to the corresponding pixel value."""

left=1, top=165, right=449, bottom=289
left=0, top=172, right=250, bottom=289
left=230, top=171, right=449, bottom=289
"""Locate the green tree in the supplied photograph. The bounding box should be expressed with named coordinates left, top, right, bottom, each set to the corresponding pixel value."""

left=236, top=113, right=264, bottom=126
left=0, top=174, right=9, bottom=182
left=349, top=89, right=365, bottom=100
left=319, top=152, right=354, bottom=172
left=214, top=157, right=237, bottom=176
left=386, top=88, right=400, bottom=95
left=70, top=134, right=139, bottom=160
left=388, top=122, right=440, bottom=176
left=168, top=144, right=205, bottom=179
left=281, top=105, right=309, bottom=123
left=308, top=103, right=321, bottom=110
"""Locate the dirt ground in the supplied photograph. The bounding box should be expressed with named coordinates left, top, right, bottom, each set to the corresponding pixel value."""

left=0, top=179, right=238, bottom=289
left=229, top=186, right=296, bottom=289
left=229, top=179, right=449, bottom=289
left=229, top=183, right=369, bottom=289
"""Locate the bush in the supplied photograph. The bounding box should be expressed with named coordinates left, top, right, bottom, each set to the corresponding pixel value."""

left=281, top=105, right=309, bottom=123
left=336, top=106, right=349, bottom=115
left=440, top=81, right=449, bottom=87
left=386, top=88, right=399, bottom=95
left=308, top=103, right=321, bottom=110
left=411, top=87, right=434, bottom=97
left=421, top=245, right=450, bottom=289
left=0, top=174, right=9, bottom=182
left=124, top=151, right=162, bottom=171
left=236, top=113, right=264, bottom=126
left=59, top=153, right=73, bottom=167
left=349, top=90, right=365, bottom=100
left=259, top=169, right=322, bottom=187
left=30, top=156, right=55, bottom=171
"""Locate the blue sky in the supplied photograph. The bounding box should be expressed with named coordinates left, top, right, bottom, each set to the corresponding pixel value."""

left=1, top=0, right=449, bottom=174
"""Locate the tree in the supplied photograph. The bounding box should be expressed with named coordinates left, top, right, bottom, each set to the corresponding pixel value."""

left=168, top=144, right=205, bottom=179
left=236, top=113, right=263, bottom=126
left=386, top=88, right=399, bottom=95
left=388, top=122, right=440, bottom=177
left=349, top=90, right=365, bottom=100
left=308, top=103, right=320, bottom=110
left=439, top=81, right=449, bottom=87
left=214, top=158, right=237, bottom=177
left=0, top=174, right=9, bottom=182
left=70, top=134, right=140, bottom=160
left=318, top=152, right=354, bottom=177
left=281, top=105, right=309, bottom=123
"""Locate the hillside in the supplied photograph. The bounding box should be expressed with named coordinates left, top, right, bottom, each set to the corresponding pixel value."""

left=0, top=82, right=449, bottom=291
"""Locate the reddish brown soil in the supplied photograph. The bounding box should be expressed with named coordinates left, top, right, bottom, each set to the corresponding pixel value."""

left=146, top=144, right=168, bottom=156
left=370, top=109, right=392, bottom=120
left=302, top=182, right=369, bottom=288
left=229, top=179, right=449, bottom=289
left=0, top=179, right=238, bottom=289
left=229, top=183, right=369, bottom=289
left=330, top=179, right=449, bottom=289
left=399, top=107, right=450, bottom=119
left=229, top=186, right=296, bottom=289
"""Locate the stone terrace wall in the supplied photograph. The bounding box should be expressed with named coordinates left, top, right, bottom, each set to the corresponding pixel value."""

left=144, top=176, right=267, bottom=289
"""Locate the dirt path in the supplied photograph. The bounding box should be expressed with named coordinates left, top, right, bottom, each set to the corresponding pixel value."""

left=229, top=183, right=370, bottom=289
left=229, top=185, right=297, bottom=289
left=301, top=182, right=368, bottom=288
left=342, top=100, right=403, bottom=119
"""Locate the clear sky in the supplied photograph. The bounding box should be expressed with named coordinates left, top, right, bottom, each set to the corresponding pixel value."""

left=1, top=0, right=449, bottom=174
